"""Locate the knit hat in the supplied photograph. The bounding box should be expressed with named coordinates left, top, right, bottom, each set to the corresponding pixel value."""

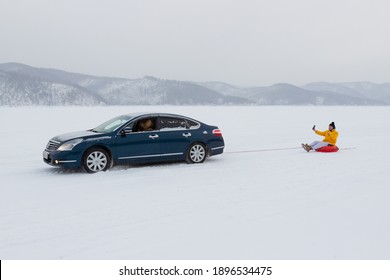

left=329, top=122, right=336, bottom=129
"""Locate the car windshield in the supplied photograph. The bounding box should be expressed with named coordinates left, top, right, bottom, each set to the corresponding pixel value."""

left=92, top=115, right=133, bottom=133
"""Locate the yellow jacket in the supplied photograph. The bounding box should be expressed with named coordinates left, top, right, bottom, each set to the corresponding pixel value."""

left=315, top=129, right=339, bottom=145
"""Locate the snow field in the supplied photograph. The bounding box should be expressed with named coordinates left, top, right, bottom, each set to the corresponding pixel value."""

left=0, top=106, right=389, bottom=259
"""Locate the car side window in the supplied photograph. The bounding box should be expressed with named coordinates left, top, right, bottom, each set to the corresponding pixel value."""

left=122, top=121, right=135, bottom=134
left=186, top=119, right=200, bottom=129
left=134, top=118, right=157, bottom=132
left=159, top=117, right=188, bottom=131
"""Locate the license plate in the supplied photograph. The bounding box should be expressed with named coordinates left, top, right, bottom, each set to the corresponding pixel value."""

left=43, top=151, right=49, bottom=160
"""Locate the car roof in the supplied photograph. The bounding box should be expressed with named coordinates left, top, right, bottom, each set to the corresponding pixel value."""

left=125, top=112, right=196, bottom=120
left=121, top=112, right=202, bottom=125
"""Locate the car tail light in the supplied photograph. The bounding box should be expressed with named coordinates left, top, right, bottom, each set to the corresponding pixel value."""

left=212, top=129, right=222, bottom=137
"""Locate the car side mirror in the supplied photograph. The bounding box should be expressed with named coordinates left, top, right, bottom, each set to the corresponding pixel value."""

left=120, top=128, right=133, bottom=136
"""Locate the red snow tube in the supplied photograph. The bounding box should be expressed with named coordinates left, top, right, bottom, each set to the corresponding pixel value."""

left=315, top=145, right=339, bottom=153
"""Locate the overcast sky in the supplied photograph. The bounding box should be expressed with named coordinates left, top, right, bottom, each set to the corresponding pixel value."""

left=1, top=0, right=389, bottom=86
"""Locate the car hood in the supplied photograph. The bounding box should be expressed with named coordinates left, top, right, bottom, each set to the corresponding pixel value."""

left=52, top=130, right=104, bottom=142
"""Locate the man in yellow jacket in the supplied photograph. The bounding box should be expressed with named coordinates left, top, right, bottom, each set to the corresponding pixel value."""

left=302, top=122, right=338, bottom=152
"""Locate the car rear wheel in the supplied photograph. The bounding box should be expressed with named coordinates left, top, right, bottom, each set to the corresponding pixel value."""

left=83, top=148, right=111, bottom=173
left=186, top=142, right=207, bottom=164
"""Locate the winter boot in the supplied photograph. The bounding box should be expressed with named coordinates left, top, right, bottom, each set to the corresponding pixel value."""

left=301, top=143, right=311, bottom=152
left=301, top=143, right=310, bottom=152
left=305, top=144, right=313, bottom=151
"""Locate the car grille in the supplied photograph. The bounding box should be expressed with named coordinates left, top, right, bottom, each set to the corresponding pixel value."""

left=46, top=140, right=61, bottom=150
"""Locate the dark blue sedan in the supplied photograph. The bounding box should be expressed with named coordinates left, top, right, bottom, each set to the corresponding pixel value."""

left=43, top=113, right=225, bottom=173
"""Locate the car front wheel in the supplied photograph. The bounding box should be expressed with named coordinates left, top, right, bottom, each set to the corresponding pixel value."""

left=83, top=148, right=111, bottom=173
left=186, top=142, right=207, bottom=164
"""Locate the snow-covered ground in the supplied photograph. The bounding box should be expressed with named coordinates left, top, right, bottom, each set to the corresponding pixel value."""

left=0, top=106, right=389, bottom=259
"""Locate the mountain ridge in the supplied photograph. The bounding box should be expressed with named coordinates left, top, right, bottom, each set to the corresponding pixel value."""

left=1, top=62, right=389, bottom=106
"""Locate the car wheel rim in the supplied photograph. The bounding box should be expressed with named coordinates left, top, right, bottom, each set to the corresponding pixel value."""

left=190, top=144, right=205, bottom=163
left=86, top=151, right=107, bottom=172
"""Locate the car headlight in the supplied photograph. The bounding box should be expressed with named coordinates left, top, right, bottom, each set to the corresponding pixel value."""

left=57, top=138, right=83, bottom=151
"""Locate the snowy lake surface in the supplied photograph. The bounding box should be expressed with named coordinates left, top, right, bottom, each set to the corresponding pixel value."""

left=0, top=106, right=389, bottom=259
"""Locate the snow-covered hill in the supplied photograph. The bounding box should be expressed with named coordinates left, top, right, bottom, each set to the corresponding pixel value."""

left=245, top=83, right=382, bottom=105
left=201, top=81, right=386, bottom=105
left=303, top=81, right=390, bottom=104
left=0, top=63, right=251, bottom=106
left=1, top=106, right=389, bottom=259
left=0, top=70, right=105, bottom=106
left=1, top=63, right=389, bottom=106
left=89, top=76, right=252, bottom=105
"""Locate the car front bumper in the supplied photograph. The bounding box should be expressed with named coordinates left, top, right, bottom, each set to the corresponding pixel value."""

left=43, top=149, right=82, bottom=168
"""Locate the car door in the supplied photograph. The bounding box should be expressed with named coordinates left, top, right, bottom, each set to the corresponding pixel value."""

left=157, top=116, right=192, bottom=159
left=114, top=117, right=161, bottom=162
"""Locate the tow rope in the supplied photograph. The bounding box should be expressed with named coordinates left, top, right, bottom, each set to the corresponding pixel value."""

left=225, top=147, right=356, bottom=154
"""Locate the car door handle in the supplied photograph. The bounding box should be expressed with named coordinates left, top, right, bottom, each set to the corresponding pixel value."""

left=149, top=134, right=159, bottom=139
left=183, top=132, right=191, bottom=138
